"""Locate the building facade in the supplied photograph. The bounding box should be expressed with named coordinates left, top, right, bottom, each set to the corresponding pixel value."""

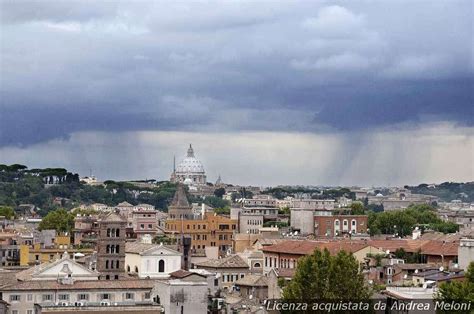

left=125, top=241, right=182, bottom=278
left=96, top=212, right=126, bottom=280
left=314, top=215, right=368, bottom=237
left=166, top=213, right=237, bottom=256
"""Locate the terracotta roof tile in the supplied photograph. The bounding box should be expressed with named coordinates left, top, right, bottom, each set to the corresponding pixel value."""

left=261, top=240, right=369, bottom=255
left=195, top=255, right=249, bottom=269
left=2, top=279, right=155, bottom=291
left=234, top=274, right=268, bottom=287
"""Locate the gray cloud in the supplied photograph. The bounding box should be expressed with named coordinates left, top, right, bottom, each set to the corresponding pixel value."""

left=0, top=0, right=472, bottom=151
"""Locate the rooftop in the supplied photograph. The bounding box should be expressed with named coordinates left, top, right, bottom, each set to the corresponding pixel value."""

left=195, top=255, right=249, bottom=269
left=234, top=274, right=268, bottom=287
left=2, top=279, right=155, bottom=291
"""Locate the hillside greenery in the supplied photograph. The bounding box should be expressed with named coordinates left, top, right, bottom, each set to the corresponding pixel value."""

left=0, top=164, right=178, bottom=215
left=367, top=204, right=459, bottom=236
left=405, top=182, right=474, bottom=202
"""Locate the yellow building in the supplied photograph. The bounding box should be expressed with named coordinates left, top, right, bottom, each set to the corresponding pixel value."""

left=165, top=213, right=237, bottom=255
left=19, top=235, right=93, bottom=266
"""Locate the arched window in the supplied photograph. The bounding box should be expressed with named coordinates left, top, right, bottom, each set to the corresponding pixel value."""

left=254, top=262, right=261, bottom=268
left=106, top=275, right=110, bottom=280
left=158, top=259, right=165, bottom=273
left=135, top=266, right=139, bottom=273
left=107, top=228, right=111, bottom=237
left=116, top=260, right=119, bottom=269
left=106, top=245, right=110, bottom=253
left=127, top=265, right=131, bottom=272
left=334, top=219, right=340, bottom=231
left=110, top=228, right=115, bottom=237
left=116, top=245, right=120, bottom=254
left=105, top=260, right=109, bottom=269
left=116, top=229, right=120, bottom=237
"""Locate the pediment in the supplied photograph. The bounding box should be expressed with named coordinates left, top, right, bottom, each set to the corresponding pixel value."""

left=34, top=258, right=98, bottom=279
left=142, top=245, right=181, bottom=256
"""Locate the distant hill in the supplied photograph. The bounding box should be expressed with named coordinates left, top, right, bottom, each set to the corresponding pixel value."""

left=405, top=182, right=474, bottom=202
left=0, top=164, right=177, bottom=215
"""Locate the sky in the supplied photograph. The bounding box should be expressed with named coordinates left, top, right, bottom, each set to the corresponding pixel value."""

left=0, top=0, right=473, bottom=186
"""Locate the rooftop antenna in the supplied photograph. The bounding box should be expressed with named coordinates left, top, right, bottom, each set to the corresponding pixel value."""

left=173, top=155, right=176, bottom=173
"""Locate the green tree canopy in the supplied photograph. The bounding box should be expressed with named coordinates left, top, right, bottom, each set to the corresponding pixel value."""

left=283, top=249, right=371, bottom=301
left=437, top=262, right=474, bottom=302
left=38, top=208, right=74, bottom=233
left=0, top=206, right=15, bottom=219
left=350, top=202, right=366, bottom=215
left=214, top=187, right=226, bottom=198
left=368, top=204, right=459, bottom=236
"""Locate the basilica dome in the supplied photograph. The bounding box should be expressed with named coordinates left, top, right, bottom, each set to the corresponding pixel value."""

left=176, top=145, right=205, bottom=174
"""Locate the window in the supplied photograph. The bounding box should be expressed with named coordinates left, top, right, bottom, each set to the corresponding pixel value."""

left=42, top=294, right=52, bottom=301
left=12, top=311, right=18, bottom=314
left=58, top=294, right=70, bottom=300
left=100, top=293, right=110, bottom=300
left=159, top=259, right=165, bottom=272
left=78, top=294, right=89, bottom=300
left=27, top=294, right=33, bottom=301
left=125, top=293, right=135, bottom=300
left=148, top=224, right=152, bottom=229
left=140, top=224, right=145, bottom=230
left=106, top=260, right=109, bottom=269
left=27, top=310, right=33, bottom=314
left=214, top=278, right=218, bottom=286
left=116, top=229, right=120, bottom=237
left=10, top=295, right=21, bottom=301
left=116, top=260, right=119, bottom=269
left=144, top=292, right=151, bottom=299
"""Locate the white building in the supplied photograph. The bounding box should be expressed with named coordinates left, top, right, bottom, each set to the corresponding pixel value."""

left=125, top=241, right=182, bottom=278
left=153, top=270, right=210, bottom=314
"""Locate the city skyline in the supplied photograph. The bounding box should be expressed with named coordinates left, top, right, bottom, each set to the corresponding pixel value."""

left=1, top=1, right=473, bottom=186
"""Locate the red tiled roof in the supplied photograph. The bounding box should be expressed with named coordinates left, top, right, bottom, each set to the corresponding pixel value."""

left=2, top=279, right=155, bottom=291
left=366, top=239, right=428, bottom=253
left=261, top=240, right=369, bottom=255
left=262, top=239, right=460, bottom=258
left=420, top=240, right=459, bottom=256
left=169, top=269, right=205, bottom=279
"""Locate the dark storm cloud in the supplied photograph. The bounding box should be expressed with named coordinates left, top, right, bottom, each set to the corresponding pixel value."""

left=0, top=0, right=472, bottom=147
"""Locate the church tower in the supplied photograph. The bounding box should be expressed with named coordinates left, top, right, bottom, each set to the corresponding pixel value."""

left=168, top=184, right=193, bottom=219
left=96, top=211, right=126, bottom=280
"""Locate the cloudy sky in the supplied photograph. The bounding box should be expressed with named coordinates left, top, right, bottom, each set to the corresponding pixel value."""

left=0, top=0, right=473, bottom=186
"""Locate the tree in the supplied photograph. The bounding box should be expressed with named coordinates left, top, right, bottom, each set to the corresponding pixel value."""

left=214, top=187, right=226, bottom=198
left=283, top=249, right=371, bottom=301
left=350, top=202, right=365, bottom=215
left=0, top=206, right=15, bottom=219
left=437, top=262, right=474, bottom=302
left=38, top=208, right=74, bottom=233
